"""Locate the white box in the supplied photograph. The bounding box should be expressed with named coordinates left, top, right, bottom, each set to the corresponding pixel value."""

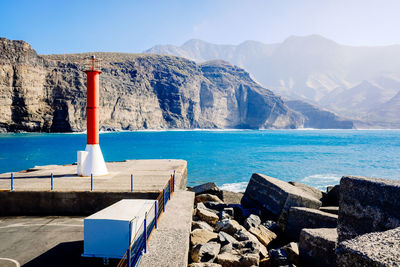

left=83, top=199, right=155, bottom=259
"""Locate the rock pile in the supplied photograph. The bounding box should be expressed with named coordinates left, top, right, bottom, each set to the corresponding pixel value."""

left=189, top=174, right=400, bottom=266
left=188, top=182, right=300, bottom=267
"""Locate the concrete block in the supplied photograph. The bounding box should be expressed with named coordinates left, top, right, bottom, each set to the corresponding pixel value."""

left=243, top=173, right=322, bottom=229
left=289, top=181, right=325, bottom=201
left=299, top=228, right=337, bottom=267
left=338, top=176, right=400, bottom=241
left=286, top=207, right=337, bottom=240
left=191, top=182, right=222, bottom=199
left=336, top=227, right=400, bottom=267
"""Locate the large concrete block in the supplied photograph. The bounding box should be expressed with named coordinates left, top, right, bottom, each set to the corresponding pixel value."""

left=336, top=227, right=400, bottom=267
left=286, top=207, right=337, bottom=240
left=299, top=228, right=337, bottom=267
left=289, top=181, right=325, bottom=201
left=243, top=173, right=322, bottom=229
left=338, top=175, right=400, bottom=241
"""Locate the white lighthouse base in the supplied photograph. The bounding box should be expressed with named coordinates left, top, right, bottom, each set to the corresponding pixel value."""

left=77, top=144, right=108, bottom=176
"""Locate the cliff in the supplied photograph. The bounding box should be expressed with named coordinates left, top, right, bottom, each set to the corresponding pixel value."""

left=0, top=38, right=304, bottom=132
left=286, top=100, right=354, bottom=129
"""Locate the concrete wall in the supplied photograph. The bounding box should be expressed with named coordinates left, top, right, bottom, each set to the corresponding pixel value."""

left=0, top=191, right=160, bottom=216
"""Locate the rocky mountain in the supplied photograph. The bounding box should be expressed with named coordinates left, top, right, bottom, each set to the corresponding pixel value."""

left=286, top=100, right=353, bottom=129
left=0, top=37, right=313, bottom=132
left=146, top=35, right=400, bottom=127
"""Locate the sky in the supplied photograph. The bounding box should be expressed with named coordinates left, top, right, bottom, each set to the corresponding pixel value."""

left=2, top=0, right=400, bottom=54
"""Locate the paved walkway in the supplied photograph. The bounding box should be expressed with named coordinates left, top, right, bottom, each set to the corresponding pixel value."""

left=140, top=190, right=194, bottom=267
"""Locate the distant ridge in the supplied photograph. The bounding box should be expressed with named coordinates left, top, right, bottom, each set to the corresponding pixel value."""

left=145, top=35, right=400, bottom=128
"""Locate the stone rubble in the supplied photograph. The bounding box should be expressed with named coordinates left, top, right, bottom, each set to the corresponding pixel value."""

left=188, top=173, right=400, bottom=267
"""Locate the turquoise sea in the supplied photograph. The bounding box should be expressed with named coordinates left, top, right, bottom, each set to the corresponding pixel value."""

left=0, top=130, right=399, bottom=191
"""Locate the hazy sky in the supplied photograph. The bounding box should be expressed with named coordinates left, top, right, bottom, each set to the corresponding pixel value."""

left=2, top=0, right=400, bottom=54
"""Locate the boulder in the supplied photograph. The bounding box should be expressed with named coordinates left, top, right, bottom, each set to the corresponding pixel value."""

left=243, top=173, right=322, bottom=230
left=338, top=176, right=400, bottom=241
left=285, top=207, right=338, bottom=240
left=222, top=190, right=243, bottom=204
left=204, top=201, right=228, bottom=211
left=192, top=221, right=214, bottom=232
left=197, top=206, right=220, bottom=225
left=218, top=231, right=238, bottom=246
left=191, top=242, right=221, bottom=263
left=196, top=193, right=224, bottom=204
left=215, top=219, right=243, bottom=235
left=233, top=240, right=260, bottom=255
left=319, top=206, right=339, bottom=215
left=219, top=208, right=234, bottom=220
left=323, top=185, right=340, bottom=206
left=189, top=263, right=222, bottom=267
left=336, top=226, right=400, bottom=267
left=191, top=229, right=218, bottom=246
left=262, top=220, right=281, bottom=235
left=243, top=214, right=261, bottom=230
left=192, top=182, right=223, bottom=200
left=216, top=241, right=260, bottom=267
left=239, top=253, right=259, bottom=266
left=216, top=252, right=241, bottom=267
left=228, top=204, right=261, bottom=224
left=197, top=202, right=216, bottom=212
left=299, top=228, right=337, bottom=267
left=282, top=242, right=299, bottom=266
left=289, top=181, right=325, bottom=201
left=248, top=224, right=277, bottom=247
left=234, top=229, right=269, bottom=259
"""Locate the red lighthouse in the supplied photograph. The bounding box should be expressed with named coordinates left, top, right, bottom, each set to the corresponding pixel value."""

left=77, top=56, right=108, bottom=176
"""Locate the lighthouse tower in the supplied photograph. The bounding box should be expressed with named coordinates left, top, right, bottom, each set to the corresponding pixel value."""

left=77, top=56, right=108, bottom=176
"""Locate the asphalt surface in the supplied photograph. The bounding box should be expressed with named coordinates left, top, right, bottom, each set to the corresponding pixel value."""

left=0, top=216, right=120, bottom=267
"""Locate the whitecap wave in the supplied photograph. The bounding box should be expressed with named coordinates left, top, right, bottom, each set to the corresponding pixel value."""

left=220, top=181, right=248, bottom=193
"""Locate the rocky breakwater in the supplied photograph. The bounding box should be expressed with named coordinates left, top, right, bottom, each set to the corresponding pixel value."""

left=0, top=37, right=304, bottom=132
left=188, top=182, right=300, bottom=267
left=188, top=174, right=400, bottom=266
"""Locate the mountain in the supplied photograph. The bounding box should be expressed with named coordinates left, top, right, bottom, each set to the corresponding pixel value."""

left=366, top=90, right=400, bottom=127
left=145, top=35, right=400, bottom=127
left=0, top=37, right=310, bottom=132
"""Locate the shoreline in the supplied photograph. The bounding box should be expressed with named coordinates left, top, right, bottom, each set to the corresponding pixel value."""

left=2, top=128, right=400, bottom=135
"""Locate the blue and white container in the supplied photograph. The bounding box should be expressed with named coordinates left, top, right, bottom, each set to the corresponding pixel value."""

left=82, top=199, right=155, bottom=259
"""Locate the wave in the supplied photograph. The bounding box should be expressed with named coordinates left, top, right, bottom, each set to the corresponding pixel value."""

left=300, top=174, right=341, bottom=190
left=220, top=181, right=248, bottom=193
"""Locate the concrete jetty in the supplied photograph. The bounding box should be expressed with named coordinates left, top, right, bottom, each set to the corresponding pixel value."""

left=0, top=159, right=187, bottom=215
left=0, top=159, right=193, bottom=266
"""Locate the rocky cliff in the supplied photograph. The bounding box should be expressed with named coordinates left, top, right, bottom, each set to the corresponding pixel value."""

left=286, top=100, right=354, bottom=129
left=0, top=38, right=304, bottom=132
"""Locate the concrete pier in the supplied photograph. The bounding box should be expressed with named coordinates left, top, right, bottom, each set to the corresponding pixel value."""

left=140, top=190, right=194, bottom=267
left=0, top=159, right=187, bottom=215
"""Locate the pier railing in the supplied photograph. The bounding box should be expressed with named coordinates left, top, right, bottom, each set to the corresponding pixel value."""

left=117, top=172, right=175, bottom=267
left=4, top=170, right=176, bottom=193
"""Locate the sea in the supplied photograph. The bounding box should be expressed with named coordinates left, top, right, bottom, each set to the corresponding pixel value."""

left=1, top=129, right=399, bottom=192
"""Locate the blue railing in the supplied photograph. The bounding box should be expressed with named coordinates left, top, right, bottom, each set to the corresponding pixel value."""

left=118, top=172, right=175, bottom=267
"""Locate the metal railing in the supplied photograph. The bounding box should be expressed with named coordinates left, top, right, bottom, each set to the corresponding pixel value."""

left=117, top=172, right=175, bottom=267
left=3, top=170, right=176, bottom=193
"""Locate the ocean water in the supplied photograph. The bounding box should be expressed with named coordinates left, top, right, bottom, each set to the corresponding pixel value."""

left=0, top=130, right=400, bottom=192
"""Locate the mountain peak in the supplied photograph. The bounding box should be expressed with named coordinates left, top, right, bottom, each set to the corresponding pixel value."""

left=283, top=34, right=338, bottom=46
left=181, top=39, right=209, bottom=48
